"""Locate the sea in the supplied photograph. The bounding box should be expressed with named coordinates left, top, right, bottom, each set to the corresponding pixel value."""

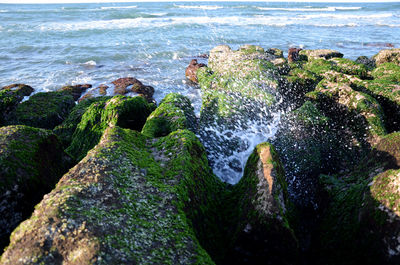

left=1, top=1, right=399, bottom=183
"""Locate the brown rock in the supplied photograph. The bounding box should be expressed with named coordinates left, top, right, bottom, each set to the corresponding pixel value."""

left=60, top=84, right=92, bottom=101
left=288, top=48, right=302, bottom=63
left=185, top=59, right=206, bottom=83
left=78, top=92, right=94, bottom=103
left=97, top=84, right=109, bottom=95
left=112, top=77, right=155, bottom=102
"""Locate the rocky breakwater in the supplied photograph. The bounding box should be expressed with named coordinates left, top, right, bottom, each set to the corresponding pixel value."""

left=0, top=77, right=298, bottom=264
left=196, top=45, right=285, bottom=182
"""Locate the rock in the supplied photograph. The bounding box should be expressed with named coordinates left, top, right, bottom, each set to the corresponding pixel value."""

left=371, top=62, right=400, bottom=83
left=273, top=101, right=350, bottom=206
left=6, top=91, right=75, bottom=130
left=318, top=132, right=400, bottom=265
left=98, top=84, right=109, bottom=95
left=197, top=45, right=280, bottom=175
left=60, top=84, right=92, bottom=101
left=142, top=93, right=197, bottom=137
left=267, top=48, right=284, bottom=58
left=356, top=56, right=376, bottom=70
left=0, top=84, right=34, bottom=125
left=306, top=75, right=386, bottom=144
left=0, top=125, right=71, bottom=252
left=288, top=48, right=302, bottom=63
left=66, top=95, right=154, bottom=161
left=53, top=96, right=112, bottom=148
left=299, top=49, right=344, bottom=61
left=373, top=48, right=400, bottom=66
left=328, top=57, right=369, bottom=79
left=278, top=67, right=320, bottom=108
left=224, top=142, right=298, bottom=264
left=77, top=92, right=94, bottom=102
left=0, top=100, right=225, bottom=264
left=112, top=77, right=155, bottom=102
left=185, top=59, right=206, bottom=83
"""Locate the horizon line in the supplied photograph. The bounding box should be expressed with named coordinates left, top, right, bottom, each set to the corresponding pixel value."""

left=1, top=0, right=400, bottom=4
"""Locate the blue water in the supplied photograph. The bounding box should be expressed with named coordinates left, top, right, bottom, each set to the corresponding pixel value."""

left=1, top=1, right=399, bottom=183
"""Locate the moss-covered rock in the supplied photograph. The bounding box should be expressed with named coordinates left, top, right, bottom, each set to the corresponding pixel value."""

left=224, top=142, right=298, bottom=264
left=0, top=125, right=71, bottom=252
left=66, top=95, right=154, bottom=161
left=318, top=167, right=400, bottom=264
left=53, top=96, right=112, bottom=148
left=303, top=58, right=339, bottom=75
left=0, top=125, right=226, bottom=264
left=299, top=49, right=343, bottom=61
left=373, top=48, right=400, bottom=66
left=371, top=62, right=400, bottom=83
left=356, top=56, right=376, bottom=70
left=197, top=45, right=280, bottom=175
left=0, top=84, right=33, bottom=125
left=328, top=57, right=369, bottom=79
left=142, top=93, right=197, bottom=138
left=306, top=77, right=386, bottom=143
left=6, top=91, right=75, bottom=129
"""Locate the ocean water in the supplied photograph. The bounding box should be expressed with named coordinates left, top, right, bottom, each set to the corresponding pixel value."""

left=1, top=1, right=399, bottom=183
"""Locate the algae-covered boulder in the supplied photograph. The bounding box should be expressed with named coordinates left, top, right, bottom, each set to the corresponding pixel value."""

left=272, top=101, right=349, bottom=206
left=306, top=76, right=386, bottom=144
left=225, top=142, right=298, bottom=265
left=0, top=125, right=224, bottom=265
left=197, top=45, right=281, bottom=178
left=142, top=93, right=197, bottom=137
left=53, top=96, right=112, bottom=148
left=356, top=55, right=376, bottom=70
left=0, top=125, right=71, bottom=252
left=371, top=62, right=400, bottom=83
left=299, top=49, right=343, bottom=61
left=0, top=84, right=33, bottom=125
left=316, top=131, right=400, bottom=265
left=66, top=95, right=154, bottom=161
left=373, top=48, right=400, bottom=66
left=6, top=91, right=75, bottom=129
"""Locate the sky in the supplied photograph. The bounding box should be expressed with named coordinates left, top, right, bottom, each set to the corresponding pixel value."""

left=1, top=0, right=399, bottom=3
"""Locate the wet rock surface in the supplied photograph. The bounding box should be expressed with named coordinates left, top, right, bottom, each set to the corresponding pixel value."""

left=0, top=125, right=71, bottom=252
left=1, top=47, right=400, bottom=265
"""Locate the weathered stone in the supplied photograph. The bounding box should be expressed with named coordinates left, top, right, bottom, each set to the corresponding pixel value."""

left=0, top=125, right=71, bottom=252
left=60, top=84, right=92, bottom=101
left=112, top=77, right=155, bottom=102
left=53, top=96, right=112, bottom=148
left=373, top=48, right=400, bottom=66
left=356, top=56, right=376, bottom=70
left=142, top=93, right=197, bottom=137
left=97, top=84, right=109, bottom=95
left=0, top=84, right=34, bottom=125
left=299, top=49, right=344, bottom=61
left=66, top=95, right=154, bottom=161
left=288, top=48, right=302, bottom=63
left=224, top=142, right=298, bottom=264
left=6, top=91, right=75, bottom=130
left=185, top=59, right=206, bottom=83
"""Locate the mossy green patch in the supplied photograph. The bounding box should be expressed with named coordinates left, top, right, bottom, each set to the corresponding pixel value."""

left=371, top=62, right=400, bottom=83
left=6, top=91, right=75, bottom=129
left=53, top=96, right=112, bottom=148
left=142, top=93, right=197, bottom=138
left=66, top=95, right=153, bottom=161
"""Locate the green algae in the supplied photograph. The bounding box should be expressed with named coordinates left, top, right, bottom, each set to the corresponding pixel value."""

left=6, top=91, right=75, bottom=129
left=66, top=95, right=153, bottom=161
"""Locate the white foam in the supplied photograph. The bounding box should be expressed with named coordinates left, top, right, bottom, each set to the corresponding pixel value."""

left=147, top=12, right=167, bottom=17
left=100, top=6, right=137, bottom=10
left=39, top=15, right=395, bottom=32
left=257, top=6, right=362, bottom=12
left=83, top=60, right=97, bottom=66
left=173, top=4, right=223, bottom=10
left=257, top=7, right=337, bottom=12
